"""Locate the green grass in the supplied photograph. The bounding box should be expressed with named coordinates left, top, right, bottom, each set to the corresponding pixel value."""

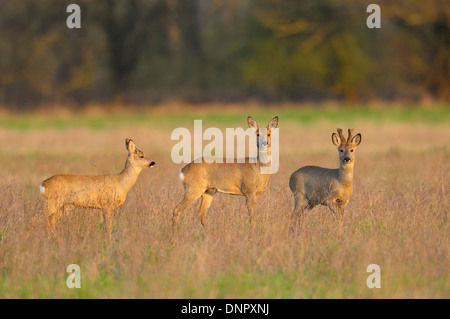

left=0, top=106, right=448, bottom=130
left=0, top=269, right=363, bottom=298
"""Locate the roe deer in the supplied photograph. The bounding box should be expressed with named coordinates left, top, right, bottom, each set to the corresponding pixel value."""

left=172, top=116, right=279, bottom=231
left=289, top=128, right=361, bottom=225
left=30, top=138, right=155, bottom=239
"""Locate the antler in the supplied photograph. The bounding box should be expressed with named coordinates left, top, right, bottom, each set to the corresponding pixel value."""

left=347, top=129, right=354, bottom=143
left=337, top=128, right=346, bottom=142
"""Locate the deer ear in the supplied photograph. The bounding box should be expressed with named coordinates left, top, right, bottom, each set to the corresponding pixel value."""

left=247, top=116, right=258, bottom=131
left=267, top=116, right=278, bottom=129
left=126, top=138, right=136, bottom=153
left=351, top=133, right=361, bottom=146
left=332, top=133, right=341, bottom=146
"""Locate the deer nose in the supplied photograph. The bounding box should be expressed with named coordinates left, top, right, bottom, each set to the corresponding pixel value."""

left=149, top=161, right=156, bottom=167
left=343, top=157, right=351, bottom=163
left=260, top=140, right=268, bottom=147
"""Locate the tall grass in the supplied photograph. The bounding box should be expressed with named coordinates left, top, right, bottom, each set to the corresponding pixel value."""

left=0, top=108, right=448, bottom=298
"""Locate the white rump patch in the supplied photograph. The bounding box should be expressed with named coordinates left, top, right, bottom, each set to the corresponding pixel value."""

left=179, top=169, right=185, bottom=182
left=39, top=182, right=45, bottom=195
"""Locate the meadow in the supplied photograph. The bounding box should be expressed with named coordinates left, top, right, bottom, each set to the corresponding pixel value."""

left=0, top=105, right=448, bottom=298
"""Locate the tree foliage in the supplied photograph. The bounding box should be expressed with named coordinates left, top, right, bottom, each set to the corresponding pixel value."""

left=0, top=0, right=448, bottom=108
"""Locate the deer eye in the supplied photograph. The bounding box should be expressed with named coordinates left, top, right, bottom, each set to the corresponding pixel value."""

left=351, top=149, right=354, bottom=152
left=139, top=155, right=144, bottom=158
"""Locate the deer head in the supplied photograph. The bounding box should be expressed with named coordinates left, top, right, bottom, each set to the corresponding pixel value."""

left=331, top=128, right=361, bottom=166
left=126, top=138, right=155, bottom=169
left=247, top=116, right=279, bottom=156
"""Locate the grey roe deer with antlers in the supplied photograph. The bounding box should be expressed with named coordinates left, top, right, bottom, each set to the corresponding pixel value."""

left=172, top=116, right=279, bottom=231
left=289, top=128, right=362, bottom=223
left=30, top=138, right=155, bottom=239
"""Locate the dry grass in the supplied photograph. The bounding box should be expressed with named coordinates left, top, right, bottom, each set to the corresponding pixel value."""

left=0, top=109, right=448, bottom=298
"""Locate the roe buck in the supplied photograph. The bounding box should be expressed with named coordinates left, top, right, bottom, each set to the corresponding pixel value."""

left=172, top=116, right=279, bottom=231
left=289, top=128, right=361, bottom=224
left=30, top=138, right=155, bottom=239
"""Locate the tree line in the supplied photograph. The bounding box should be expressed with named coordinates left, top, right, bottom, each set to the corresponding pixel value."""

left=0, top=0, right=448, bottom=109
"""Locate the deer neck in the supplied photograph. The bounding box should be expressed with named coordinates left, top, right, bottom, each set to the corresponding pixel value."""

left=257, top=147, right=273, bottom=177
left=117, top=160, right=142, bottom=193
left=338, top=163, right=354, bottom=189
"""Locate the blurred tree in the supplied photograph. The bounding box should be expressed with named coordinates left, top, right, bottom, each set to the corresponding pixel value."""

left=96, top=0, right=162, bottom=103
left=0, top=0, right=101, bottom=108
left=243, top=0, right=375, bottom=102
left=0, top=0, right=448, bottom=107
left=164, top=0, right=205, bottom=97
left=382, top=0, right=450, bottom=102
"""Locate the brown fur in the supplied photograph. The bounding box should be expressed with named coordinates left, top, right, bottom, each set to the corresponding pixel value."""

left=30, top=138, right=155, bottom=239
left=289, top=128, right=362, bottom=225
left=172, top=116, right=279, bottom=231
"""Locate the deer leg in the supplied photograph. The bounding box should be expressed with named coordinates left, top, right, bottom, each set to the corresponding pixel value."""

left=245, top=193, right=258, bottom=225
left=293, top=193, right=301, bottom=216
left=172, top=189, right=204, bottom=231
left=46, top=206, right=62, bottom=240
left=102, top=208, right=113, bottom=240
left=327, top=200, right=344, bottom=217
left=326, top=200, right=339, bottom=215
left=337, top=207, right=344, bottom=237
left=198, top=192, right=214, bottom=229
left=28, top=200, right=49, bottom=234
left=46, top=214, right=56, bottom=239
left=28, top=198, right=58, bottom=234
left=292, top=192, right=309, bottom=218
left=42, top=199, right=62, bottom=239
left=290, top=193, right=311, bottom=235
left=327, top=200, right=345, bottom=237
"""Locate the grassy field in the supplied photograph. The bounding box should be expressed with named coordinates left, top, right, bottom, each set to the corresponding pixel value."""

left=0, top=105, right=448, bottom=298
